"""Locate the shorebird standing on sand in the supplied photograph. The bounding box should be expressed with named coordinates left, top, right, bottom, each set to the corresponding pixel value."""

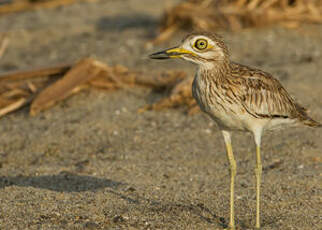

left=149, top=32, right=321, bottom=229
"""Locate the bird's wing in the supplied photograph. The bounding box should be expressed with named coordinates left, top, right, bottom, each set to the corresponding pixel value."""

left=229, top=62, right=306, bottom=119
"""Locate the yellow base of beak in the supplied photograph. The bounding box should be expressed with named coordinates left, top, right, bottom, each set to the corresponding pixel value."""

left=149, top=47, right=193, bottom=59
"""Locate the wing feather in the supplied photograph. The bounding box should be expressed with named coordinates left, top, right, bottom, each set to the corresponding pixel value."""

left=229, top=63, right=301, bottom=119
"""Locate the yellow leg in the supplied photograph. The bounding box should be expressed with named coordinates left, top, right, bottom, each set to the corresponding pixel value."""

left=222, top=131, right=236, bottom=230
left=255, top=145, right=262, bottom=229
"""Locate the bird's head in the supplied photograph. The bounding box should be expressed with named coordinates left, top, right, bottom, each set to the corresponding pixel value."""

left=149, top=32, right=229, bottom=68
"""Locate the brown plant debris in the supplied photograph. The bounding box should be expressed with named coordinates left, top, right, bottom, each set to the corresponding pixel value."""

left=0, top=63, right=71, bottom=82
left=0, top=58, right=196, bottom=118
left=30, top=58, right=105, bottom=115
left=0, top=35, right=9, bottom=59
left=138, top=76, right=199, bottom=115
left=153, top=0, right=322, bottom=44
left=0, top=63, right=71, bottom=118
left=0, top=0, right=97, bottom=15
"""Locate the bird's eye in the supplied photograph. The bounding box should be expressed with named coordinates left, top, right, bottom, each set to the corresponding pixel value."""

left=194, top=39, right=208, bottom=50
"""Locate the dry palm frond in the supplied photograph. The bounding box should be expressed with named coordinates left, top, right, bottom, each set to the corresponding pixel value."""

left=0, top=58, right=195, bottom=117
left=0, top=35, right=9, bottom=59
left=0, top=0, right=97, bottom=15
left=138, top=76, right=199, bottom=115
left=153, top=0, right=322, bottom=44
left=29, top=58, right=104, bottom=115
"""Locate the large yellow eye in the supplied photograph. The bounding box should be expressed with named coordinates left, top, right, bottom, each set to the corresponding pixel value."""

left=194, top=39, right=208, bottom=50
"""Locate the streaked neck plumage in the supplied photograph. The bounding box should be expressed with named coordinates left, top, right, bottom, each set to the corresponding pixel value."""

left=197, top=58, right=231, bottom=81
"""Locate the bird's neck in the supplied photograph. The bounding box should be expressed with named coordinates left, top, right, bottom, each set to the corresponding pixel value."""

left=198, top=59, right=231, bottom=80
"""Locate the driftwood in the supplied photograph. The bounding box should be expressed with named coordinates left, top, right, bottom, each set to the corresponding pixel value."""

left=153, top=0, right=322, bottom=44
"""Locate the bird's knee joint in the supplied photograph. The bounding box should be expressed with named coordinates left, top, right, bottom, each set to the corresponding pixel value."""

left=254, top=164, right=262, bottom=177
left=230, top=161, right=237, bottom=176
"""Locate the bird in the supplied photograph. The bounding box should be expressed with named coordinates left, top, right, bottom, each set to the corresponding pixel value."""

left=149, top=32, right=321, bottom=229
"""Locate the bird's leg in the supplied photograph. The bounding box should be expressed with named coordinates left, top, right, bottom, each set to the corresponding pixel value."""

left=255, top=145, right=262, bottom=229
left=222, top=130, right=236, bottom=230
left=253, top=128, right=263, bottom=229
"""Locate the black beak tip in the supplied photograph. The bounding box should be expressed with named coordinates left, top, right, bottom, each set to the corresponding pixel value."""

left=149, top=51, right=170, bottom=60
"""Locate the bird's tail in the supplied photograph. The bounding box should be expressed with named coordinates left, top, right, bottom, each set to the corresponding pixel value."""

left=302, top=117, right=322, bottom=128
left=295, top=103, right=321, bottom=128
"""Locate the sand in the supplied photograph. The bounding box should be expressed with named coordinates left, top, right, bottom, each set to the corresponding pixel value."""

left=0, top=0, right=321, bottom=229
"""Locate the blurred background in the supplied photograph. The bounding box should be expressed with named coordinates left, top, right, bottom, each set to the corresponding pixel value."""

left=0, top=1, right=321, bottom=229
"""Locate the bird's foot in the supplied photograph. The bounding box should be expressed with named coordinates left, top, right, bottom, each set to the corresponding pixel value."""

left=222, top=225, right=260, bottom=230
left=254, top=224, right=261, bottom=229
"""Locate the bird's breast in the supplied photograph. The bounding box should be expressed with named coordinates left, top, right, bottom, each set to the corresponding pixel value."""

left=192, top=71, right=248, bottom=131
left=192, top=73, right=211, bottom=113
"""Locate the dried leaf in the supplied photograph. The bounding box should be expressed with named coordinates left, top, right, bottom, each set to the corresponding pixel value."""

left=138, top=75, right=198, bottom=114
left=153, top=0, right=322, bottom=44
left=1, top=88, right=30, bottom=99
left=0, top=97, right=29, bottom=118
left=0, top=63, right=70, bottom=82
left=0, top=58, right=197, bottom=117
left=30, top=58, right=106, bottom=115
left=0, top=36, right=9, bottom=59
left=27, top=81, right=37, bottom=93
left=0, top=0, right=97, bottom=15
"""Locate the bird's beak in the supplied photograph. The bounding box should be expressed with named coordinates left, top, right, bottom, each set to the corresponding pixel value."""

left=149, top=47, right=193, bottom=59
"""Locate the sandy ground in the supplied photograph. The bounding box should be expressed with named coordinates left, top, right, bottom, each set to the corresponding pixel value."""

left=0, top=0, right=321, bottom=229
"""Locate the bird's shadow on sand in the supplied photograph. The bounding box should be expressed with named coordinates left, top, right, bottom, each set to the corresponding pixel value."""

left=0, top=171, right=123, bottom=192
left=0, top=172, right=246, bottom=228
